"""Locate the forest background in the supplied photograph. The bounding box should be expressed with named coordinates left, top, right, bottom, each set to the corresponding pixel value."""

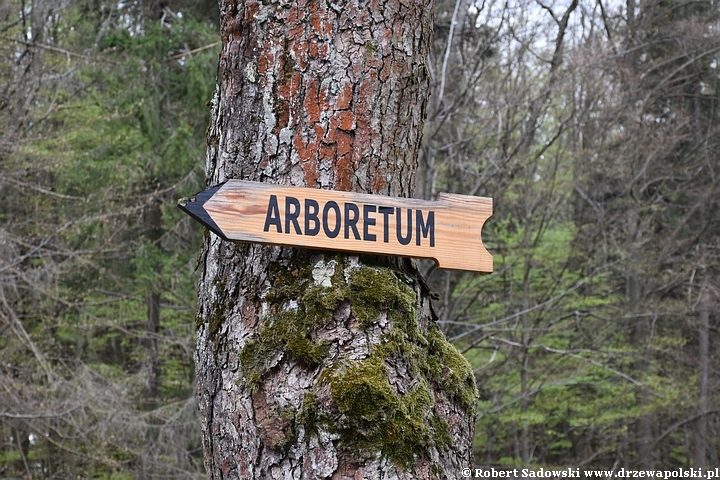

left=1, top=0, right=718, bottom=477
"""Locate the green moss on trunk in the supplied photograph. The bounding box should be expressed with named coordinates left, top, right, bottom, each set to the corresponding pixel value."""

left=236, top=256, right=478, bottom=467
left=327, top=357, right=443, bottom=468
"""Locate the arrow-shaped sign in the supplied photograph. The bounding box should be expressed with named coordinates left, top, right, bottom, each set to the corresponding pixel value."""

left=178, top=180, right=492, bottom=273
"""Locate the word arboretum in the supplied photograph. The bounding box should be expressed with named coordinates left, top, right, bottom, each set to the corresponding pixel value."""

left=262, top=194, right=436, bottom=247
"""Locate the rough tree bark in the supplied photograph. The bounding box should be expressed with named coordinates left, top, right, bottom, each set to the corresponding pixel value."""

left=194, top=0, right=478, bottom=478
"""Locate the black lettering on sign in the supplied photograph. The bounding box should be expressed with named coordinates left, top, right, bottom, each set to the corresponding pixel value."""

left=285, top=196, right=302, bottom=234
left=378, top=206, right=393, bottom=243
left=323, top=201, right=341, bottom=238
left=396, top=207, right=412, bottom=245
left=264, top=195, right=435, bottom=248
left=363, top=204, right=376, bottom=242
left=416, top=210, right=435, bottom=247
left=264, top=195, right=282, bottom=233
left=344, top=203, right=360, bottom=240
left=305, top=198, right=320, bottom=236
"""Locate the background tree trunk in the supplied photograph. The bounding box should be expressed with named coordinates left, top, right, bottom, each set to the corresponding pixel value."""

left=695, top=270, right=709, bottom=468
left=144, top=198, right=163, bottom=405
left=194, top=0, right=478, bottom=477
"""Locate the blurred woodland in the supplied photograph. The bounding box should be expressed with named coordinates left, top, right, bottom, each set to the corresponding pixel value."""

left=0, top=0, right=719, bottom=477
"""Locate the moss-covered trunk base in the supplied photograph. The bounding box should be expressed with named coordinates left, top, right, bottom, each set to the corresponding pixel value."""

left=196, top=248, right=477, bottom=478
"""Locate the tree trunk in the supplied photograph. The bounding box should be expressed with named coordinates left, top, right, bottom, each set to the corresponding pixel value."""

left=145, top=198, right=163, bottom=404
left=146, top=290, right=161, bottom=401
left=194, top=0, right=477, bottom=478
left=695, top=287, right=709, bottom=468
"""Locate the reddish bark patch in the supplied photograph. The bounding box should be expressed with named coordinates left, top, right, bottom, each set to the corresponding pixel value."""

left=331, top=452, right=361, bottom=480
left=309, top=12, right=324, bottom=35
left=372, top=168, right=387, bottom=193
left=294, top=124, right=322, bottom=163
left=244, top=1, right=258, bottom=22
left=252, top=386, right=292, bottom=450
left=380, top=54, right=392, bottom=81
left=222, top=18, right=241, bottom=43
left=291, top=39, right=309, bottom=69
left=332, top=111, right=355, bottom=132
left=303, top=159, right=318, bottom=186
left=257, top=50, right=275, bottom=77
left=319, top=143, right=335, bottom=165
left=287, top=5, right=302, bottom=25
left=309, top=41, right=319, bottom=58
left=242, top=301, right=258, bottom=330
left=336, top=130, right=352, bottom=158
left=334, top=137, right=355, bottom=191
left=303, top=78, right=321, bottom=125
left=336, top=82, right=353, bottom=110
left=274, top=100, right=290, bottom=135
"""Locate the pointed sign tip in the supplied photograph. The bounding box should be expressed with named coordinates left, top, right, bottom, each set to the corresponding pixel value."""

left=177, top=183, right=229, bottom=240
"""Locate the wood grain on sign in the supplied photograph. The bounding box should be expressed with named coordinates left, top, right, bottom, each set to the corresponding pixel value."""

left=178, top=180, right=492, bottom=273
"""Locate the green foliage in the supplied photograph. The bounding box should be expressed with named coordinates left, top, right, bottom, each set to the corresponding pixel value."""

left=422, top=0, right=720, bottom=467
left=0, top=0, right=218, bottom=476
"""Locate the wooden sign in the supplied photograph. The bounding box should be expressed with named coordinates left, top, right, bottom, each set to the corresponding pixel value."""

left=178, top=180, right=492, bottom=273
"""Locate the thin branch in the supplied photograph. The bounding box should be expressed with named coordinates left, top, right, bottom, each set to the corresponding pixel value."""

left=0, top=290, right=54, bottom=383
left=438, top=0, right=463, bottom=105
left=166, top=42, right=220, bottom=61
left=0, top=174, right=87, bottom=200
left=652, top=409, right=720, bottom=447
left=0, top=34, right=87, bottom=59
left=0, top=399, right=94, bottom=419
left=0, top=18, right=21, bottom=33
left=0, top=34, right=119, bottom=65
left=596, top=0, right=615, bottom=53
left=642, top=45, right=720, bottom=107
left=540, top=345, right=663, bottom=398
left=449, top=264, right=614, bottom=342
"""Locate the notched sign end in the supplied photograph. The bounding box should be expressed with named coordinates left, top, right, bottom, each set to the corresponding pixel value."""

left=177, top=182, right=229, bottom=241
left=434, top=192, right=493, bottom=274
left=431, top=236, right=493, bottom=273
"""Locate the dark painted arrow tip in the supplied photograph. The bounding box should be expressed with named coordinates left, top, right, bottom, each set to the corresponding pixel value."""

left=177, top=182, right=229, bottom=241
